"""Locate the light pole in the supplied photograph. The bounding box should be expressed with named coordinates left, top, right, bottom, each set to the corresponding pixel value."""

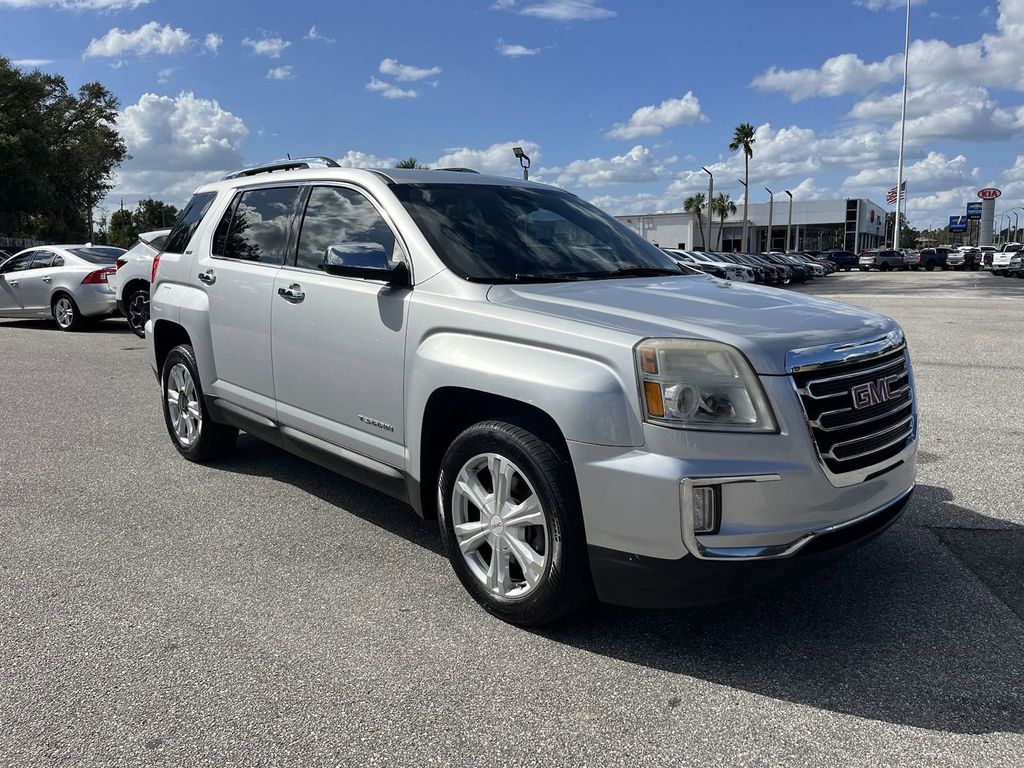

left=701, top=167, right=713, bottom=251
left=765, top=187, right=774, bottom=254
left=784, top=190, right=793, bottom=252
left=893, top=0, right=911, bottom=252
left=1011, top=210, right=1019, bottom=244
left=512, top=146, right=530, bottom=181
left=737, top=178, right=748, bottom=252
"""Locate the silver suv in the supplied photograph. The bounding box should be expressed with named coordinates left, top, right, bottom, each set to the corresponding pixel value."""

left=146, top=160, right=918, bottom=626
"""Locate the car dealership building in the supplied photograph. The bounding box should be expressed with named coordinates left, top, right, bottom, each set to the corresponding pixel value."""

left=616, top=197, right=888, bottom=253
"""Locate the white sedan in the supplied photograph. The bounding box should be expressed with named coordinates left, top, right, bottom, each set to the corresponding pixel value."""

left=0, top=244, right=125, bottom=331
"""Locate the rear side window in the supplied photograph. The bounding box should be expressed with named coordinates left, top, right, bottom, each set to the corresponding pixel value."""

left=295, top=186, right=399, bottom=271
left=213, top=187, right=300, bottom=265
left=164, top=192, right=217, bottom=254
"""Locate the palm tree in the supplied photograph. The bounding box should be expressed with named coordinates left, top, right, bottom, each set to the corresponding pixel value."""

left=394, top=157, right=429, bottom=169
left=712, top=193, right=737, bottom=250
left=683, top=192, right=706, bottom=249
left=729, top=123, right=756, bottom=251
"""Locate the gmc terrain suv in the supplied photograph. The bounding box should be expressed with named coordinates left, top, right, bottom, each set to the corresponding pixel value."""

left=147, top=159, right=918, bottom=626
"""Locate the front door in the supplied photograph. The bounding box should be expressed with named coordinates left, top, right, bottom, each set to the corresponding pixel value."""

left=17, top=250, right=60, bottom=314
left=195, top=185, right=302, bottom=419
left=0, top=253, right=35, bottom=316
left=271, top=184, right=409, bottom=468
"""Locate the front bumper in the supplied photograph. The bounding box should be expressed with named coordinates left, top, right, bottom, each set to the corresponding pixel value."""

left=589, top=489, right=911, bottom=608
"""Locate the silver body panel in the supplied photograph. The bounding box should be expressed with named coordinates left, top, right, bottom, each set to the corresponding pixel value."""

left=147, top=168, right=917, bottom=566
left=0, top=246, right=118, bottom=320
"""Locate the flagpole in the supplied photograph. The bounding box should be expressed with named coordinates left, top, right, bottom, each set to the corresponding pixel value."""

left=894, top=0, right=910, bottom=251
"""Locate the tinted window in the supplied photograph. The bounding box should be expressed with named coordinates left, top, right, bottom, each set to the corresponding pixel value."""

left=394, top=183, right=680, bottom=282
left=217, top=187, right=299, bottom=265
left=70, top=248, right=121, bottom=264
left=296, top=187, right=400, bottom=271
left=1, top=254, right=34, bottom=273
left=164, top=192, right=217, bottom=254
left=52, top=255, right=64, bottom=267
left=28, top=251, right=54, bottom=269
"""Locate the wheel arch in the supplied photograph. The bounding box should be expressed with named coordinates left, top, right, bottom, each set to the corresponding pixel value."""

left=152, top=319, right=193, bottom=375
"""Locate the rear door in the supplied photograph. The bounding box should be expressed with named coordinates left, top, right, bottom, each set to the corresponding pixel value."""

left=18, top=250, right=59, bottom=313
left=195, top=185, right=302, bottom=418
left=0, top=253, right=35, bottom=315
left=271, top=184, right=410, bottom=467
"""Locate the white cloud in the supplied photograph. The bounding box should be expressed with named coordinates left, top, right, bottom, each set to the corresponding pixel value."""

left=606, top=91, right=706, bottom=139
left=549, top=145, right=664, bottom=187
left=492, top=0, right=615, bottom=21
left=788, top=178, right=833, bottom=201
left=335, top=150, right=396, bottom=168
left=267, top=65, right=293, bottom=81
left=752, top=53, right=899, bottom=102
left=242, top=36, right=291, bottom=58
left=11, top=58, right=54, bottom=67
left=156, top=66, right=174, bottom=83
left=855, top=0, right=926, bottom=10
left=305, top=25, right=335, bottom=43
left=84, top=22, right=193, bottom=57
left=204, top=33, right=222, bottom=54
left=378, top=58, right=441, bottom=81
left=497, top=40, right=540, bottom=57
left=843, top=151, right=978, bottom=195
left=111, top=91, right=248, bottom=204
left=366, top=77, right=417, bottom=99
left=0, top=0, right=150, bottom=10
left=434, top=140, right=541, bottom=177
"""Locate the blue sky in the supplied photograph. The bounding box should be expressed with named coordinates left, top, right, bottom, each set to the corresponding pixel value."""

left=3, top=0, right=1023, bottom=229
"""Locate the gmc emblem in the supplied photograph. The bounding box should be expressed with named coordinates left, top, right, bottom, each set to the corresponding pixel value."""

left=851, top=374, right=902, bottom=410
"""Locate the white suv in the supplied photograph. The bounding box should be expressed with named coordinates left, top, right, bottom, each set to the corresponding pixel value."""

left=109, top=229, right=170, bottom=337
left=146, top=159, right=917, bottom=625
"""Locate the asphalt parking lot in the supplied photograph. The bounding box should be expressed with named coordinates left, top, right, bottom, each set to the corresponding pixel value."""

left=1, top=270, right=1022, bottom=767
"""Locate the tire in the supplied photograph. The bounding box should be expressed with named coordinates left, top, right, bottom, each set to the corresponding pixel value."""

left=125, top=287, right=149, bottom=339
left=52, top=293, right=84, bottom=331
left=437, top=420, right=593, bottom=627
left=925, top=262, right=935, bottom=272
left=879, top=263, right=890, bottom=272
left=911, top=266, right=919, bottom=271
left=160, top=344, right=238, bottom=462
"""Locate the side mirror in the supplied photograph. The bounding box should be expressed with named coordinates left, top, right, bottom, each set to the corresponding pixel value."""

left=323, top=242, right=409, bottom=287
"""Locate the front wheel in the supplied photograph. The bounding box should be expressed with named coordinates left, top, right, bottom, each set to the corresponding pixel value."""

left=438, top=421, right=593, bottom=626
left=879, top=263, right=890, bottom=272
left=161, top=344, right=238, bottom=462
left=125, top=287, right=149, bottom=338
left=52, top=294, right=84, bottom=331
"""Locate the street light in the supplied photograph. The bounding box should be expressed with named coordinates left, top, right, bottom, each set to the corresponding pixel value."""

left=1012, top=210, right=1020, bottom=244
left=1018, top=206, right=1024, bottom=242
left=512, top=146, right=530, bottom=181
left=701, top=167, right=713, bottom=251
left=765, top=187, right=774, bottom=254
left=737, top=178, right=748, bottom=252
left=784, top=190, right=793, bottom=253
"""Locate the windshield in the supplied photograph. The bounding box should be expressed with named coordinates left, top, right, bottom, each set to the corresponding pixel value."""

left=393, top=183, right=684, bottom=282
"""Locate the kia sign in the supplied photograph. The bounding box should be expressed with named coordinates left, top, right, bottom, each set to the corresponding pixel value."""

left=978, top=188, right=1002, bottom=200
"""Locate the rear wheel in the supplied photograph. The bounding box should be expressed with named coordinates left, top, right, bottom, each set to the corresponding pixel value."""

left=161, top=344, right=238, bottom=462
left=438, top=420, right=593, bottom=626
left=125, top=287, right=149, bottom=338
left=52, top=294, right=83, bottom=331
left=925, top=262, right=935, bottom=272
left=879, top=263, right=890, bottom=272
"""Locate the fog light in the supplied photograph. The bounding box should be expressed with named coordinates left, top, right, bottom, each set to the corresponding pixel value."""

left=692, top=486, right=719, bottom=534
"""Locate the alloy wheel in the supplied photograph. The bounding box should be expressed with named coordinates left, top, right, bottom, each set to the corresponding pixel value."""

left=451, top=452, right=550, bottom=599
left=127, top=291, right=149, bottom=336
left=166, top=363, right=202, bottom=447
left=54, top=297, right=74, bottom=329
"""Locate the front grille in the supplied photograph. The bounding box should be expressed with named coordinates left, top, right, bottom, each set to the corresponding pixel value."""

left=792, top=346, right=914, bottom=477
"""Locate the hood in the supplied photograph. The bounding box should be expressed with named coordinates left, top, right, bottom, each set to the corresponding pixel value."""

left=487, top=276, right=898, bottom=375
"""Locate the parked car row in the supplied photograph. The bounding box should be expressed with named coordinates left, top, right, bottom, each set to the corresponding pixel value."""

left=666, top=249, right=842, bottom=286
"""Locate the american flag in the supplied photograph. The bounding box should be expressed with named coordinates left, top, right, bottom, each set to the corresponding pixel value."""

left=886, top=181, right=906, bottom=205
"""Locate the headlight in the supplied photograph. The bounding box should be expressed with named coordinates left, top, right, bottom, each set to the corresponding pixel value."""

left=635, top=339, right=777, bottom=432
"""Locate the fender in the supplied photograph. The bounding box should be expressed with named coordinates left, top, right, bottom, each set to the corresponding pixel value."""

left=406, top=331, right=644, bottom=480
left=152, top=280, right=219, bottom=391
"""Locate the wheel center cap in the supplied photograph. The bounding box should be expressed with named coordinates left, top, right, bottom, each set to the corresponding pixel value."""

left=177, top=392, right=187, bottom=412
left=488, top=515, right=504, bottom=535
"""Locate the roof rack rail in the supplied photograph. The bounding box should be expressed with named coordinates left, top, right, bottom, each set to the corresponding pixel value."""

left=222, top=156, right=341, bottom=180
left=436, top=167, right=479, bottom=174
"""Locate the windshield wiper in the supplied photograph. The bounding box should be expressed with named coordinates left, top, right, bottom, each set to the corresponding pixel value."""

left=592, top=266, right=685, bottom=279
left=469, top=272, right=590, bottom=284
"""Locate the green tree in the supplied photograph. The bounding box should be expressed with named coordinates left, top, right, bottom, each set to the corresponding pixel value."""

left=712, top=193, right=737, bottom=250
left=683, top=192, right=706, bottom=249
left=393, top=157, right=429, bottom=169
left=0, top=57, right=128, bottom=241
left=133, top=198, right=178, bottom=232
left=729, top=123, right=756, bottom=251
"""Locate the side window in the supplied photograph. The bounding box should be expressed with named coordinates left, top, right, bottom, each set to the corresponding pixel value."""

left=218, top=187, right=299, bottom=265
left=1, top=254, right=34, bottom=273
left=29, top=251, right=54, bottom=270
left=164, top=191, right=217, bottom=254
left=295, top=186, right=400, bottom=271
left=52, top=255, right=64, bottom=267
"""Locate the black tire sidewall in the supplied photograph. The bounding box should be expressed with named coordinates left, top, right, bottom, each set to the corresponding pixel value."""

left=437, top=422, right=586, bottom=626
left=126, top=288, right=149, bottom=338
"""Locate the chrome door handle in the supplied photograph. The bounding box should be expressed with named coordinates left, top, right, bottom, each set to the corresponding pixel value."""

left=277, top=284, right=305, bottom=303
left=197, top=270, right=216, bottom=285
left=8, top=280, right=17, bottom=287
left=42, top=276, right=52, bottom=283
